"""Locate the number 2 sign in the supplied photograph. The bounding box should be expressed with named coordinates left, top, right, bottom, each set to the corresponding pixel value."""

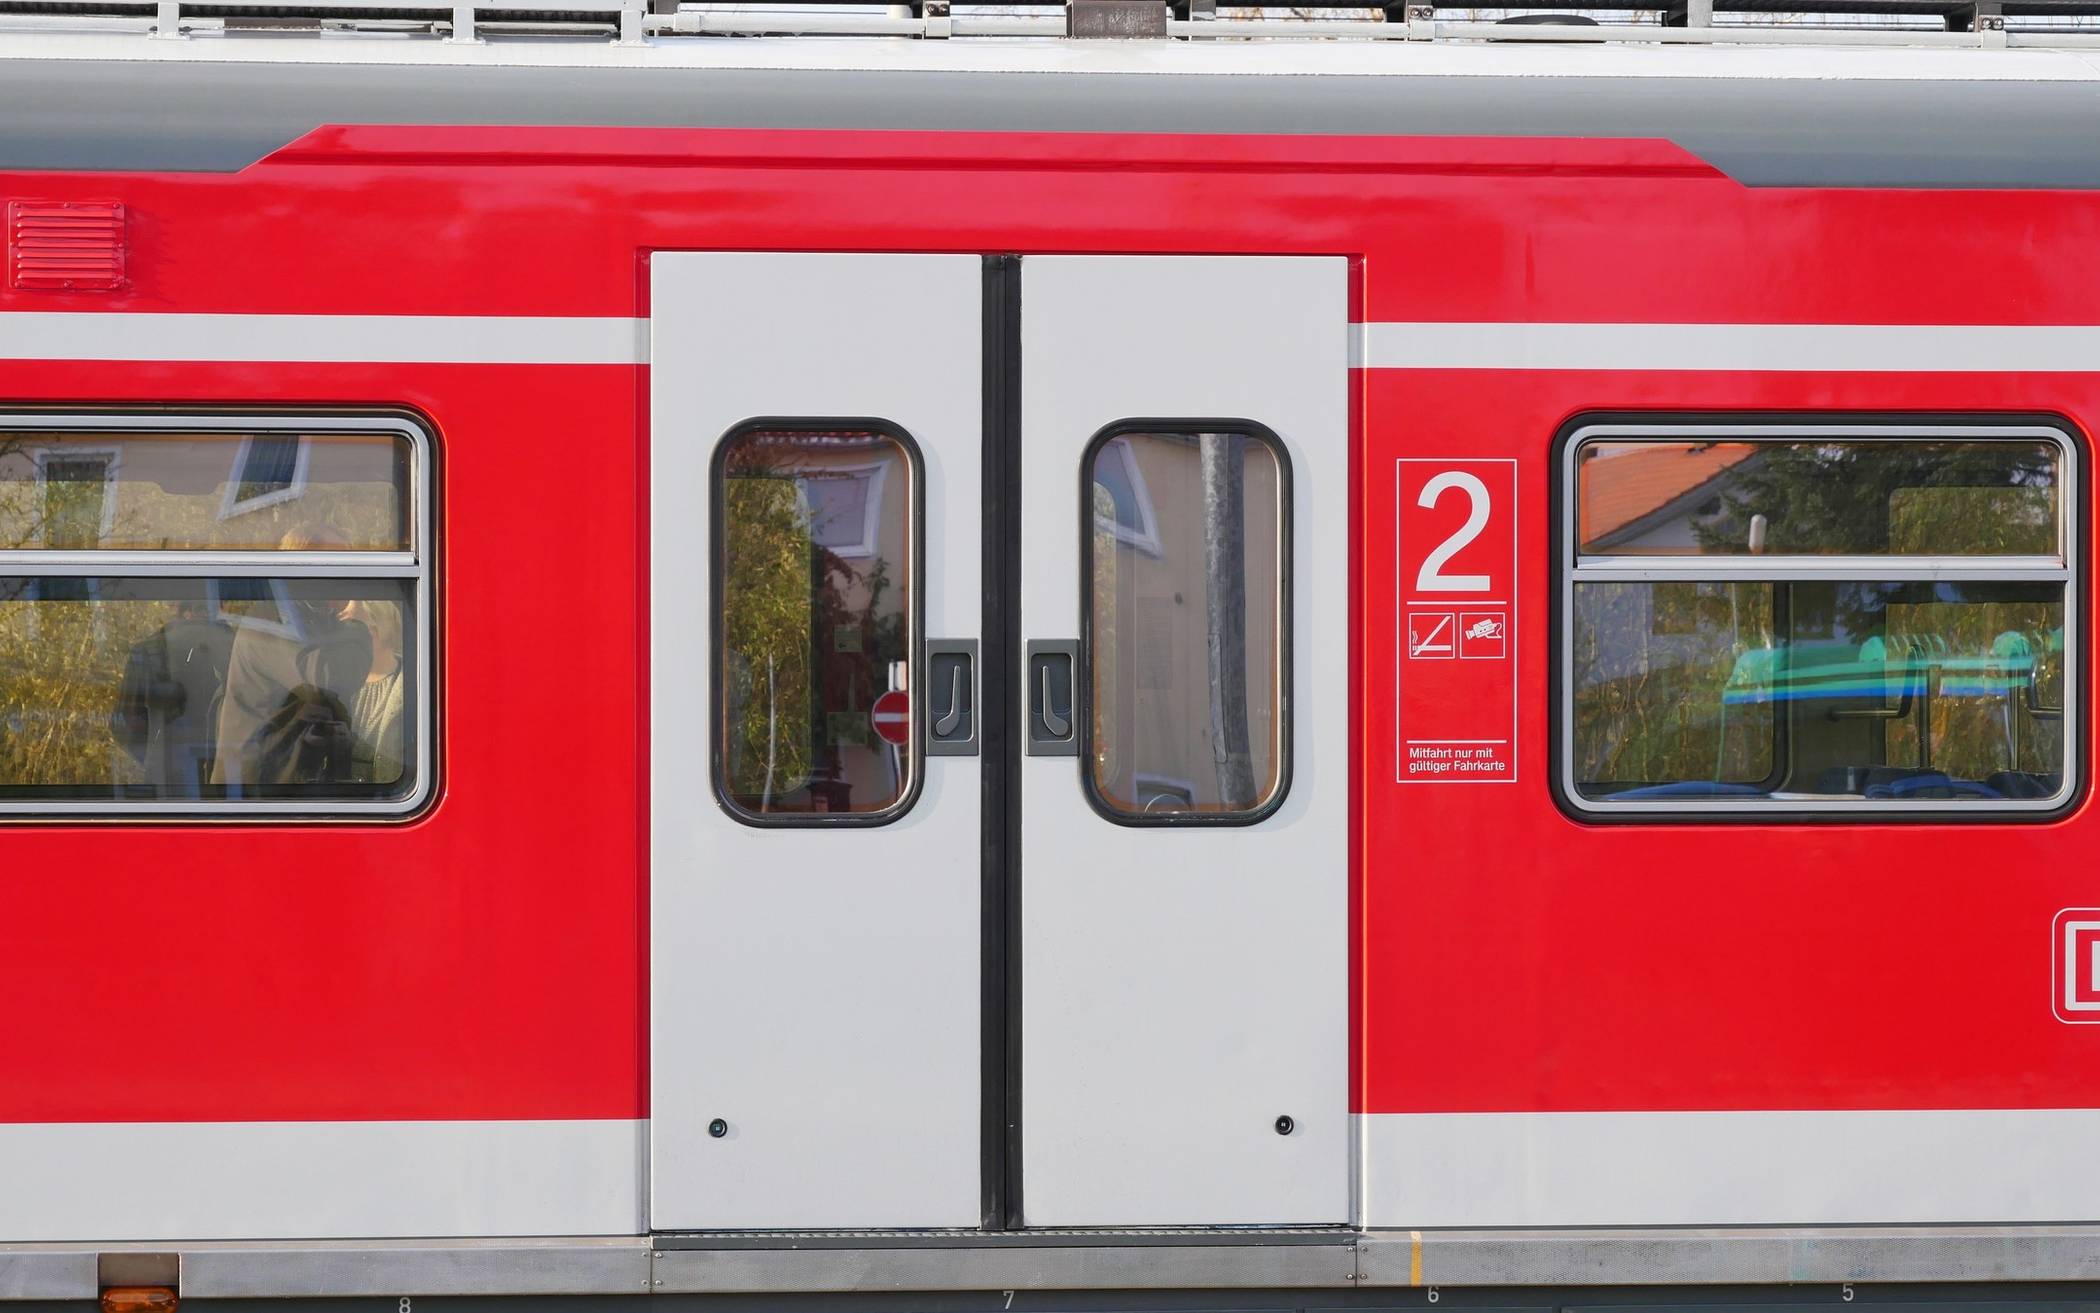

left=1396, top=459, right=1516, bottom=783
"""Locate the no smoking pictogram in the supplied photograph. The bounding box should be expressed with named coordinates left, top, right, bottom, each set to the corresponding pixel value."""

left=1407, top=611, right=1455, bottom=660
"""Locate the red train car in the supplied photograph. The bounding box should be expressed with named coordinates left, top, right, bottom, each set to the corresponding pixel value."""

left=4, top=8, right=2100, bottom=1306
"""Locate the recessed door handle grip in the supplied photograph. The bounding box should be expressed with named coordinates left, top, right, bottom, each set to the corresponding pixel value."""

left=935, top=664, right=965, bottom=738
left=1040, top=663, right=1071, bottom=740
left=1024, top=640, right=1079, bottom=758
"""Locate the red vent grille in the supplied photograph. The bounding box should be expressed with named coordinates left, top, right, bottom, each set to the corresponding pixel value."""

left=8, top=201, right=127, bottom=292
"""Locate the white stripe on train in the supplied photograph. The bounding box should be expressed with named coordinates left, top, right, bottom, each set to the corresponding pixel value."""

left=9, top=1109, right=2100, bottom=1237
left=1355, top=320, right=2100, bottom=371
left=1361, top=1107, right=2100, bottom=1226
left=0, top=1118, right=645, bottom=1240
left=9, top=312, right=2100, bottom=370
left=0, top=312, right=646, bottom=365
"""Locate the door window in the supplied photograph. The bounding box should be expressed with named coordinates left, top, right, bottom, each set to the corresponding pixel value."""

left=1082, top=423, right=1291, bottom=824
left=713, top=420, right=921, bottom=824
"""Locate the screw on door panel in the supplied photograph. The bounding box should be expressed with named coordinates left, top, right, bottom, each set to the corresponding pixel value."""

left=1274, top=1115, right=1294, bottom=1135
left=708, top=1118, right=728, bottom=1138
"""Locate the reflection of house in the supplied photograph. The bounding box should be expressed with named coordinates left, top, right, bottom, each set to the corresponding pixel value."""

left=794, top=449, right=893, bottom=562
left=1577, top=441, right=1759, bottom=552
left=0, top=432, right=405, bottom=648
left=1574, top=442, right=1766, bottom=694
left=0, top=432, right=402, bottom=551
left=1091, top=433, right=1283, bottom=814
left=788, top=437, right=910, bottom=808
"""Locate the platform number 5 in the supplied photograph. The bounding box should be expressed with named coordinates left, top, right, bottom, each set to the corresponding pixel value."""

left=1414, top=470, right=1492, bottom=592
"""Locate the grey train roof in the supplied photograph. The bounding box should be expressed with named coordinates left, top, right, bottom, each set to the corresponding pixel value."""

left=2, top=41, right=2100, bottom=186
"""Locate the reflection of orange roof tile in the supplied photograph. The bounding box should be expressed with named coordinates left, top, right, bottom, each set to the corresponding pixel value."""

left=1580, top=442, right=1757, bottom=543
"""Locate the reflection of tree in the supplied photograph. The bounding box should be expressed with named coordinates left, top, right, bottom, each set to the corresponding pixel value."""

left=1090, top=486, right=1120, bottom=797
left=1735, top=443, right=2069, bottom=779
left=1574, top=443, right=2067, bottom=791
left=0, top=436, right=136, bottom=785
left=0, top=435, right=401, bottom=551
left=720, top=437, right=908, bottom=814
left=808, top=545, right=902, bottom=807
left=0, top=596, right=132, bottom=786
left=1574, top=579, right=2066, bottom=790
left=0, top=434, right=52, bottom=556
left=720, top=471, right=814, bottom=807
left=1877, top=584, right=2063, bottom=777
left=1571, top=581, right=1774, bottom=786
left=0, top=433, right=406, bottom=791
left=1697, top=443, right=2057, bottom=659
left=1696, top=442, right=2055, bottom=556
left=1199, top=434, right=1257, bottom=810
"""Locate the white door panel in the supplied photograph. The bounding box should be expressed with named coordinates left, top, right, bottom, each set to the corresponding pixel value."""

left=650, top=253, right=981, bottom=1229
left=1018, top=256, right=1351, bottom=1226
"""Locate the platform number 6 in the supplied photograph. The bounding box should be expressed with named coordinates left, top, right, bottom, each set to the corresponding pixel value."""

left=1415, top=470, right=1493, bottom=592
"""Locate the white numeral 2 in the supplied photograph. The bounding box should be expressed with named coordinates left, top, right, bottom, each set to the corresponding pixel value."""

left=1415, top=470, right=1492, bottom=592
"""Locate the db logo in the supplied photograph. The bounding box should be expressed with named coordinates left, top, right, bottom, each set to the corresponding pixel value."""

left=2055, top=908, right=2100, bottom=1024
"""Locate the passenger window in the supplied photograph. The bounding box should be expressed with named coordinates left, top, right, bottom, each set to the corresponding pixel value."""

left=0, top=416, right=429, bottom=815
left=713, top=421, right=919, bottom=824
left=1084, top=424, right=1290, bottom=824
left=1563, top=422, right=2076, bottom=814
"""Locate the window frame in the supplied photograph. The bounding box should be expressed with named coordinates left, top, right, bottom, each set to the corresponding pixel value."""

left=1078, top=418, right=1294, bottom=829
left=707, top=416, right=926, bottom=830
left=1554, top=413, right=2085, bottom=821
left=0, top=409, right=435, bottom=820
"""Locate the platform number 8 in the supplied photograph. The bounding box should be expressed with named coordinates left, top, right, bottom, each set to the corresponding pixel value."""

left=1414, top=471, right=1492, bottom=593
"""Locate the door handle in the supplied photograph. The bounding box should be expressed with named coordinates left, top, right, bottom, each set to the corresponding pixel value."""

left=1026, top=639, right=1079, bottom=757
left=925, top=639, right=978, bottom=757
left=936, top=664, right=965, bottom=738
left=1038, top=664, right=1070, bottom=740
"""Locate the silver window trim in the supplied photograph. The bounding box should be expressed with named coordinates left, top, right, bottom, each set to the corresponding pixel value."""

left=1576, top=558, right=2068, bottom=583
left=1560, top=420, right=2079, bottom=817
left=0, top=412, right=433, bottom=818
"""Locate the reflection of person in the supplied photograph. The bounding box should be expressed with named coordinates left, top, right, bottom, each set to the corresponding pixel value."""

left=110, top=599, right=233, bottom=795
left=210, top=532, right=372, bottom=791
left=344, top=598, right=406, bottom=785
